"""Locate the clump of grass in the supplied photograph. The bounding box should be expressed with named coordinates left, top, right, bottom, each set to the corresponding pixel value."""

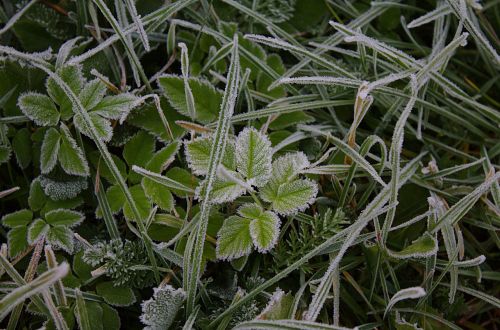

left=0, top=0, right=499, bottom=329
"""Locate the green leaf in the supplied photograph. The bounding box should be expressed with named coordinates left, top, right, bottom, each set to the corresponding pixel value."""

left=96, top=282, right=136, bottom=307
left=185, top=136, right=236, bottom=175
left=27, top=218, right=49, bottom=244
left=29, top=179, right=47, bottom=211
left=158, top=74, right=223, bottom=123
left=46, top=64, right=84, bottom=120
left=246, top=208, right=280, bottom=253
left=257, top=53, right=286, bottom=99
left=58, top=124, right=89, bottom=177
left=18, top=92, right=59, bottom=126
left=101, top=304, right=120, bottom=330
left=387, top=232, right=438, bottom=259
left=47, top=226, right=74, bottom=253
left=257, top=288, right=294, bottom=320
left=142, top=142, right=180, bottom=210
left=196, top=175, right=246, bottom=204
left=123, top=185, right=151, bottom=222
left=45, top=209, right=84, bottom=227
left=262, top=179, right=318, bottom=215
left=123, top=130, right=155, bottom=171
left=92, top=93, right=140, bottom=120
left=40, top=128, right=61, bottom=174
left=216, top=215, right=253, bottom=260
left=74, top=112, right=113, bottom=142
left=85, top=302, right=104, bottom=330
left=12, top=128, right=32, bottom=169
left=0, top=145, right=11, bottom=163
left=235, top=127, right=273, bottom=187
left=79, top=79, right=106, bottom=110
left=2, top=209, right=33, bottom=228
left=7, top=226, right=29, bottom=258
left=140, top=284, right=186, bottom=330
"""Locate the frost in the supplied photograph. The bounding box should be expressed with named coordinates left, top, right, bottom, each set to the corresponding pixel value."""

left=18, top=92, right=60, bottom=126
left=39, top=175, right=88, bottom=201
left=384, top=287, right=426, bottom=317
left=235, top=127, right=273, bottom=187
left=140, top=285, right=186, bottom=330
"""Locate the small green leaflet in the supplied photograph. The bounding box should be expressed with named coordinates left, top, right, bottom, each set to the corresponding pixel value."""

left=18, top=92, right=60, bottom=126
left=140, top=285, right=186, bottom=330
left=216, top=203, right=280, bottom=260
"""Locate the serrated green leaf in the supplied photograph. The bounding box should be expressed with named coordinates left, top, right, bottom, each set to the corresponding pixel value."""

left=74, top=112, right=113, bottom=142
left=262, top=179, right=317, bottom=215
left=123, top=130, right=155, bottom=178
left=248, top=209, right=280, bottom=253
left=58, top=124, right=89, bottom=176
left=79, top=79, right=106, bottom=110
left=7, top=226, right=29, bottom=258
left=40, top=128, right=61, bottom=173
left=27, top=218, right=49, bottom=244
left=196, top=175, right=246, bottom=204
left=45, top=209, right=84, bottom=227
left=96, top=282, right=136, bottom=306
left=158, top=74, right=222, bottom=123
left=92, top=93, right=140, bottom=120
left=185, top=136, right=236, bottom=175
left=235, top=127, right=272, bottom=187
left=2, top=209, right=33, bottom=228
left=216, top=215, right=253, bottom=260
left=47, top=226, right=74, bottom=253
left=29, top=179, right=47, bottom=211
left=18, top=92, right=59, bottom=126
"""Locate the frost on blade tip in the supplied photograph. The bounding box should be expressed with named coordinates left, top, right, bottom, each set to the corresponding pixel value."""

left=235, top=127, right=273, bottom=187
left=140, top=284, right=186, bottom=330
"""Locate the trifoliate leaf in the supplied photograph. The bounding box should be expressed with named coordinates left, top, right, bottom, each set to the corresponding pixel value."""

left=46, top=64, right=84, bottom=120
left=73, top=112, right=113, bottom=142
left=47, top=225, right=74, bottom=253
left=58, top=124, right=89, bottom=177
left=45, top=209, right=84, bottom=227
left=96, top=282, right=136, bottom=307
left=79, top=79, right=106, bottom=110
left=235, top=127, right=272, bottom=187
left=18, top=92, right=59, bottom=126
left=40, top=128, right=61, bottom=173
left=92, top=93, right=141, bottom=120
left=387, top=232, right=438, bottom=259
left=262, top=179, right=318, bottom=215
left=2, top=209, right=33, bottom=228
left=140, top=285, right=186, bottom=330
left=158, top=74, right=222, bottom=123
left=28, top=218, right=49, bottom=244
left=185, top=136, right=236, bottom=175
left=216, top=216, right=253, bottom=260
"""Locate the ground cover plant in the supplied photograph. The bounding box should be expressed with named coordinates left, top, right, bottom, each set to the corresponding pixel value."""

left=0, top=0, right=499, bottom=329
